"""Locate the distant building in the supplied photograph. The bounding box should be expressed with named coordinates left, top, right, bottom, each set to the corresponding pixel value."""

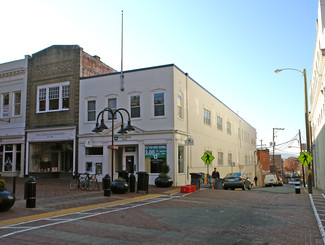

left=310, top=0, right=325, bottom=191
left=269, top=154, right=284, bottom=176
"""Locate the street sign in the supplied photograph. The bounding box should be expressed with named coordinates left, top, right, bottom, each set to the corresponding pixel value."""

left=201, top=151, right=214, bottom=165
left=297, top=152, right=313, bottom=167
left=185, top=138, right=194, bottom=146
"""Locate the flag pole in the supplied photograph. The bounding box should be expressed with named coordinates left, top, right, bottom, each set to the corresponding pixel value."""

left=120, top=10, right=124, bottom=91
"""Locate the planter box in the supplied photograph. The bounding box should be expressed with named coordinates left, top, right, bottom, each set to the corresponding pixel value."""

left=181, top=185, right=197, bottom=193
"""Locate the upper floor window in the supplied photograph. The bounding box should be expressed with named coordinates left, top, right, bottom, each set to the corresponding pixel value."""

left=107, top=98, right=117, bottom=120
left=87, top=100, right=96, bottom=122
left=218, top=152, right=223, bottom=166
left=227, top=121, right=232, bottom=135
left=130, top=95, right=140, bottom=118
left=13, top=91, right=21, bottom=116
left=203, top=108, right=211, bottom=125
left=37, top=82, right=70, bottom=113
left=228, top=153, right=233, bottom=166
left=1, top=93, right=9, bottom=118
left=177, top=93, right=183, bottom=119
left=217, top=116, right=223, bottom=130
left=154, top=92, right=165, bottom=117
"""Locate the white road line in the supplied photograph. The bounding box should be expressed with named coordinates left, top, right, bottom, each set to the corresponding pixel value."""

left=0, top=192, right=184, bottom=239
left=309, top=194, right=325, bottom=245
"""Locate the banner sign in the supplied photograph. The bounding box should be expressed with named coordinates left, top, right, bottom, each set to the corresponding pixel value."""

left=145, top=145, right=167, bottom=159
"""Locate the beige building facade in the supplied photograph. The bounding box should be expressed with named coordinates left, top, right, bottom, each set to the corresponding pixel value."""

left=79, top=64, right=257, bottom=186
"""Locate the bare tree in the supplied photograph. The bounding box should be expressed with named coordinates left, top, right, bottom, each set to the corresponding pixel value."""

left=283, top=157, right=301, bottom=175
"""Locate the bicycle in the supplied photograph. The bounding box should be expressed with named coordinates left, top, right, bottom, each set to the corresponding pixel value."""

left=69, top=173, right=100, bottom=191
left=88, top=174, right=100, bottom=191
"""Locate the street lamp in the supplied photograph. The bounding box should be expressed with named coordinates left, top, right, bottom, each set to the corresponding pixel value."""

left=92, top=107, right=135, bottom=180
left=274, top=68, right=312, bottom=193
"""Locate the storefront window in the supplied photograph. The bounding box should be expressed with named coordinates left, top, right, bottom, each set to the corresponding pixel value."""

left=145, top=145, right=167, bottom=173
left=29, top=142, right=73, bottom=173
left=178, top=146, right=184, bottom=173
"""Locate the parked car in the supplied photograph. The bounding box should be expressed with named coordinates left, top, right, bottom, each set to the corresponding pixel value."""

left=223, top=172, right=252, bottom=190
left=264, top=174, right=278, bottom=187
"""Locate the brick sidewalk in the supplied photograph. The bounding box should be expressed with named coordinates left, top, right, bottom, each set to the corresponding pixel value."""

left=0, top=176, right=179, bottom=221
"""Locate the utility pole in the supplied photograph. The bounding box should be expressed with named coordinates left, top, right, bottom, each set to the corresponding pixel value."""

left=272, top=128, right=284, bottom=174
left=298, top=130, right=306, bottom=187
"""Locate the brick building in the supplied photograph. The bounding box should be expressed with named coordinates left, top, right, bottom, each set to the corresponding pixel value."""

left=25, top=45, right=115, bottom=177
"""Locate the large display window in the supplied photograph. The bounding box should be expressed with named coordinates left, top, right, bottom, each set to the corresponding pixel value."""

left=29, top=141, right=73, bottom=173
left=145, top=145, right=167, bottom=173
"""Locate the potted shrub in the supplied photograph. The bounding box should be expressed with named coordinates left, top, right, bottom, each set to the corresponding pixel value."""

left=111, top=177, right=129, bottom=194
left=0, top=179, right=15, bottom=212
left=155, top=163, right=173, bottom=188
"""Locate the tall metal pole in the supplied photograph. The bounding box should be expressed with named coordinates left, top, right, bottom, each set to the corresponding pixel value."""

left=303, top=69, right=312, bottom=194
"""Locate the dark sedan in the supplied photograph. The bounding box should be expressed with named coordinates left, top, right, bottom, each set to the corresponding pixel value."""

left=223, top=172, right=252, bottom=190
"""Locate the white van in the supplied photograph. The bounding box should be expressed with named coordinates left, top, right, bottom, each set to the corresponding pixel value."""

left=264, top=174, right=278, bottom=187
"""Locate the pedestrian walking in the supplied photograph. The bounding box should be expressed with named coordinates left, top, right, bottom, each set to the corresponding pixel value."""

left=254, top=176, right=258, bottom=186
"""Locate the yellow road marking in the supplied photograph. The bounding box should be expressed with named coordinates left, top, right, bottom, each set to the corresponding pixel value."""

left=0, top=188, right=181, bottom=227
left=0, top=194, right=163, bottom=227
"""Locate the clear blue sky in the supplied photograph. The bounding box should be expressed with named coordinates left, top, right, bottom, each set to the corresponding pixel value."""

left=0, top=0, right=318, bottom=157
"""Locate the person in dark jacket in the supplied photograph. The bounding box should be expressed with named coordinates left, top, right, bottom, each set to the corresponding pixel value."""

left=212, top=168, right=220, bottom=179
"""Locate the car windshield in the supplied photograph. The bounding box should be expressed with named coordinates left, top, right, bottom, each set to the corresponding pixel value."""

left=225, top=173, right=241, bottom=178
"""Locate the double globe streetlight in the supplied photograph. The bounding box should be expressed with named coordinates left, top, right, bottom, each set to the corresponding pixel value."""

left=92, top=107, right=135, bottom=180
left=274, top=68, right=312, bottom=193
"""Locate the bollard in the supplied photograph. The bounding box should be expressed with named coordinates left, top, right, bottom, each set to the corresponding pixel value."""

left=24, top=176, right=36, bottom=208
left=129, top=173, right=136, bottom=192
left=102, top=174, right=111, bottom=196
left=295, top=181, right=301, bottom=194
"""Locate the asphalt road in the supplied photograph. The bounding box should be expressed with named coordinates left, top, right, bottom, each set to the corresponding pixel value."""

left=0, top=185, right=323, bottom=245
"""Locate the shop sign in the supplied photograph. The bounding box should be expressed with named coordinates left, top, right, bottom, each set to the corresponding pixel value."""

left=145, top=145, right=166, bottom=159
left=114, top=136, right=131, bottom=141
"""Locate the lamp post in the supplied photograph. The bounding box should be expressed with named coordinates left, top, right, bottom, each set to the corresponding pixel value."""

left=274, top=68, right=312, bottom=193
left=92, top=107, right=134, bottom=180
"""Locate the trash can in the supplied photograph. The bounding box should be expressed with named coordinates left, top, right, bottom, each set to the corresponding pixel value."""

left=214, top=179, right=223, bottom=189
left=190, top=173, right=202, bottom=190
left=118, top=170, right=129, bottom=183
left=295, top=181, right=301, bottom=194
left=137, top=171, right=149, bottom=194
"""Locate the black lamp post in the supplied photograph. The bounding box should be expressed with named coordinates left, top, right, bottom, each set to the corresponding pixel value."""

left=92, top=107, right=135, bottom=180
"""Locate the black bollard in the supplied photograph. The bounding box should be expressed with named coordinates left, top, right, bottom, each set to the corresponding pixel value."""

left=24, top=176, right=36, bottom=208
left=129, top=173, right=136, bottom=192
left=102, top=174, right=111, bottom=196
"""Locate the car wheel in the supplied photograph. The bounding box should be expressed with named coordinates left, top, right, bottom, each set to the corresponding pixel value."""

left=231, top=188, right=235, bottom=190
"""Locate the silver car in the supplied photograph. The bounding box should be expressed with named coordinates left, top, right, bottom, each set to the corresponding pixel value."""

left=223, top=172, right=252, bottom=190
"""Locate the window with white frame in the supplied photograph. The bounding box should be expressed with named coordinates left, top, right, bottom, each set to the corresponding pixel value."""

left=13, top=91, right=21, bottom=116
left=218, top=152, right=223, bottom=166
left=107, top=98, right=117, bottom=119
left=177, top=92, right=183, bottom=119
left=1, top=93, right=9, bottom=118
left=130, top=95, right=140, bottom=118
left=217, top=116, right=223, bottom=130
left=227, top=121, right=232, bottom=135
left=178, top=145, right=184, bottom=173
left=228, top=153, right=232, bottom=166
left=87, top=100, right=96, bottom=122
left=154, top=92, right=165, bottom=117
left=204, top=108, right=211, bottom=125
left=37, top=82, right=70, bottom=113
